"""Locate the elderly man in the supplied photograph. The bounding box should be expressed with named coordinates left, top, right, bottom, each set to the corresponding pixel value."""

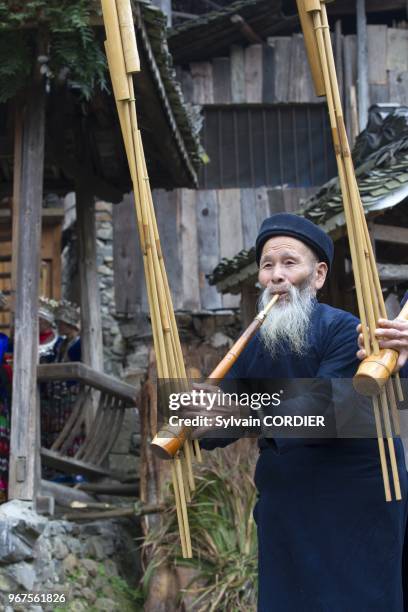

left=187, top=213, right=407, bottom=612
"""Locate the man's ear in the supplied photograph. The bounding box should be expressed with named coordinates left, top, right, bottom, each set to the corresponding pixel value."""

left=315, top=262, right=328, bottom=290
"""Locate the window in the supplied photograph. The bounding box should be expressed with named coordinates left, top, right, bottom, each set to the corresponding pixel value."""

left=199, top=104, right=337, bottom=189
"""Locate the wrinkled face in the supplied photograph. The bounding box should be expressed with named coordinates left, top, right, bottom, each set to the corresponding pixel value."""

left=258, top=236, right=328, bottom=297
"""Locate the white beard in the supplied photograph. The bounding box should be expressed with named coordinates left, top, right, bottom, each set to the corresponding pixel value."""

left=258, top=282, right=315, bottom=358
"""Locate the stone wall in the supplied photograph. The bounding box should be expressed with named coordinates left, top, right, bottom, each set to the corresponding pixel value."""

left=0, top=501, right=141, bottom=612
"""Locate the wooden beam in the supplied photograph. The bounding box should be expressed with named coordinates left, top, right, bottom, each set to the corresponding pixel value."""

left=9, top=81, right=46, bottom=501
left=372, top=224, right=408, bottom=245
left=37, top=363, right=137, bottom=403
left=40, top=448, right=122, bottom=480
left=378, top=264, right=408, bottom=283
left=75, top=184, right=104, bottom=373
left=356, top=0, right=369, bottom=130
left=11, top=103, right=23, bottom=311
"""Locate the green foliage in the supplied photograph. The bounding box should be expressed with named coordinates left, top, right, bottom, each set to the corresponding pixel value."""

left=0, top=0, right=107, bottom=101
left=143, top=440, right=259, bottom=611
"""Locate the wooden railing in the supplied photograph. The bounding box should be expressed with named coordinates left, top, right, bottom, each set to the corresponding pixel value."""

left=37, top=363, right=137, bottom=481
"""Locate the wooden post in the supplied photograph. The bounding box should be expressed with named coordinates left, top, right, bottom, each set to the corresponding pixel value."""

left=75, top=184, right=104, bottom=372
left=11, top=103, right=23, bottom=312
left=9, top=82, right=46, bottom=501
left=356, top=0, right=369, bottom=131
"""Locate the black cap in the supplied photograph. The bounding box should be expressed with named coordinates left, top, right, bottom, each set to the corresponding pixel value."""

left=255, top=213, right=334, bottom=270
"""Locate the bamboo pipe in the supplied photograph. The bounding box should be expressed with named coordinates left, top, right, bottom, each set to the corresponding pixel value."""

left=305, top=2, right=394, bottom=499
left=116, top=0, right=140, bottom=73
left=150, top=294, right=280, bottom=460
left=100, top=0, right=130, bottom=100
left=102, top=1, right=193, bottom=556
left=296, top=0, right=326, bottom=96
left=354, top=301, right=408, bottom=396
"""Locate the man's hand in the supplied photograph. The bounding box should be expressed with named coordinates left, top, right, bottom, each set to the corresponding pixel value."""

left=356, top=319, right=408, bottom=371
left=179, top=382, right=241, bottom=439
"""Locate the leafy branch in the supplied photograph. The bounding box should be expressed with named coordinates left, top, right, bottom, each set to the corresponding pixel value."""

left=0, top=0, right=107, bottom=101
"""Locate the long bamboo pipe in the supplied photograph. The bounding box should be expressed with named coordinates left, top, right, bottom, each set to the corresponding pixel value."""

left=151, top=294, right=280, bottom=459
left=353, top=301, right=408, bottom=396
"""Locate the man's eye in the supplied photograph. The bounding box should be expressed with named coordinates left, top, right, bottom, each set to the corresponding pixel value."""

left=285, top=260, right=295, bottom=266
left=262, top=263, right=271, bottom=269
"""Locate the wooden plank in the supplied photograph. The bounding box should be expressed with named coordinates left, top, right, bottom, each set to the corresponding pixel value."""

left=244, top=44, right=263, bottom=103
left=367, top=25, right=387, bottom=85
left=76, top=186, right=104, bottom=372
left=267, top=188, right=285, bottom=214
left=283, top=188, right=303, bottom=213
left=268, top=37, right=291, bottom=102
left=372, top=224, right=408, bottom=245
left=388, top=70, right=408, bottom=105
left=387, top=28, right=408, bottom=72
left=212, top=57, right=232, bottom=104
left=154, top=189, right=183, bottom=310
left=218, top=189, right=242, bottom=309
left=335, top=21, right=344, bottom=106
left=196, top=190, right=222, bottom=309
left=218, top=189, right=243, bottom=260
left=113, top=192, right=144, bottom=315
left=9, top=83, right=45, bottom=502
left=369, top=83, right=390, bottom=104
left=230, top=44, right=245, bottom=103
left=180, top=189, right=200, bottom=311
left=255, top=187, right=270, bottom=229
left=343, top=35, right=357, bottom=143
left=377, top=264, right=408, bottom=283
left=288, top=34, right=318, bottom=103
left=262, top=42, right=275, bottom=103
left=11, top=105, right=23, bottom=312
left=176, top=66, right=194, bottom=103
left=356, top=0, right=369, bottom=130
left=37, top=363, right=137, bottom=402
left=40, top=448, right=121, bottom=480
left=240, top=189, right=257, bottom=250
left=189, top=62, right=214, bottom=104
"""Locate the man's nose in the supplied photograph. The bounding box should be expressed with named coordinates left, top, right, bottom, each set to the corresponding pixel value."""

left=268, top=266, right=286, bottom=284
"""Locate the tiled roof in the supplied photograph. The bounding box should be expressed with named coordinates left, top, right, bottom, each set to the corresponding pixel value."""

left=137, top=0, right=206, bottom=177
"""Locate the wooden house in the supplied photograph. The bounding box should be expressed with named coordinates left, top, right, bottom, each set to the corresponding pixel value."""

left=3, top=1, right=202, bottom=506
left=112, top=0, right=408, bottom=321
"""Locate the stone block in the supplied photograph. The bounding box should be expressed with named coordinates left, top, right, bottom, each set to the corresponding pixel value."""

left=62, top=553, right=79, bottom=575
left=52, top=538, right=69, bottom=560
left=5, top=561, right=36, bottom=590
left=209, top=332, right=233, bottom=349
left=108, top=454, right=138, bottom=476
left=80, top=558, right=98, bottom=577
left=84, top=537, right=105, bottom=561
left=0, top=526, right=33, bottom=564
left=82, top=587, right=97, bottom=603
left=95, top=597, right=118, bottom=611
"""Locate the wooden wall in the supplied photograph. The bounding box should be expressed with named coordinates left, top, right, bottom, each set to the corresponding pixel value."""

left=114, top=26, right=408, bottom=317
left=113, top=186, right=315, bottom=315
left=178, top=27, right=408, bottom=143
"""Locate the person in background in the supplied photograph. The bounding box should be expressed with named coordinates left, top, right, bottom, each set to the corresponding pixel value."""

left=0, top=292, right=12, bottom=503
left=54, top=300, right=81, bottom=363
left=38, top=297, right=58, bottom=363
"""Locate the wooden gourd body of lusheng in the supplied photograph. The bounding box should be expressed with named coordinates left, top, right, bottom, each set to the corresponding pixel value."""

left=353, top=301, right=408, bottom=396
